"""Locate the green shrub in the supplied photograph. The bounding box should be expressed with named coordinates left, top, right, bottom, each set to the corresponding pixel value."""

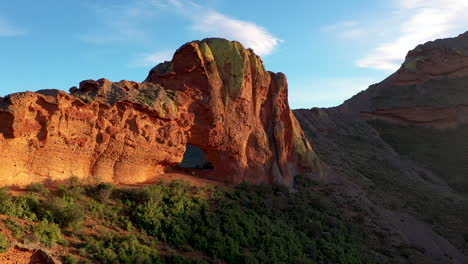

left=81, top=234, right=159, bottom=264
left=6, top=218, right=24, bottom=237
left=63, top=254, right=78, bottom=264
left=0, top=233, right=10, bottom=253
left=25, top=182, right=48, bottom=194
left=0, top=192, right=39, bottom=221
left=89, top=182, right=116, bottom=202
left=32, top=219, right=63, bottom=247
left=128, top=178, right=371, bottom=264
left=39, top=197, right=84, bottom=228
left=57, top=185, right=85, bottom=200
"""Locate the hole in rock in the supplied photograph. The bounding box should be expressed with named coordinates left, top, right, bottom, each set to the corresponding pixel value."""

left=178, top=144, right=214, bottom=170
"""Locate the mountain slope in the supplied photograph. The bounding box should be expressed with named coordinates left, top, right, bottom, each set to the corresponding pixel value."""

left=295, top=32, right=468, bottom=263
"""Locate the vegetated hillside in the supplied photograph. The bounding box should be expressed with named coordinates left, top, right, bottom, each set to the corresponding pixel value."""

left=0, top=177, right=374, bottom=264
left=295, top=31, right=468, bottom=264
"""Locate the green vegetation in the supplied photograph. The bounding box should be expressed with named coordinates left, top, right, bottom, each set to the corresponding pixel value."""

left=80, top=233, right=159, bottom=264
left=32, top=219, right=63, bottom=247
left=6, top=218, right=24, bottom=237
left=39, top=197, right=84, bottom=228
left=0, top=177, right=373, bottom=263
left=0, top=233, right=10, bottom=253
left=63, top=255, right=79, bottom=264
left=297, top=110, right=468, bottom=255
left=0, top=188, right=39, bottom=221
left=204, top=39, right=247, bottom=98
left=26, top=182, right=49, bottom=194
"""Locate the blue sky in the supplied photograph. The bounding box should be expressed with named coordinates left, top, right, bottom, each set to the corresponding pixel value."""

left=1, top=0, right=468, bottom=108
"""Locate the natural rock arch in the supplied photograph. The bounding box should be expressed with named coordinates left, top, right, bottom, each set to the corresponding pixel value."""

left=145, top=38, right=320, bottom=184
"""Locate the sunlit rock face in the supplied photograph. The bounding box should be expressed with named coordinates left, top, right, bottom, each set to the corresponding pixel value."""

left=145, top=38, right=320, bottom=185
left=0, top=38, right=319, bottom=186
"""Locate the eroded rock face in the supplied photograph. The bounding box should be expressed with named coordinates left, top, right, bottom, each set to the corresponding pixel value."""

left=0, top=38, right=318, bottom=185
left=146, top=38, right=319, bottom=184
left=341, top=31, right=468, bottom=127
left=0, top=80, right=192, bottom=185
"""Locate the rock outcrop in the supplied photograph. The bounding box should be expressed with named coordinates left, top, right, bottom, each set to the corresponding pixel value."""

left=0, top=38, right=318, bottom=185
left=0, top=80, right=192, bottom=185
left=145, top=38, right=319, bottom=184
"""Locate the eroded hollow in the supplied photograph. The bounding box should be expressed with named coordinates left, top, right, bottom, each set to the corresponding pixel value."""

left=178, top=144, right=214, bottom=170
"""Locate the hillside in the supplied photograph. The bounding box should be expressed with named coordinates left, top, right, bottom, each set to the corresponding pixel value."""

left=295, top=32, right=468, bottom=263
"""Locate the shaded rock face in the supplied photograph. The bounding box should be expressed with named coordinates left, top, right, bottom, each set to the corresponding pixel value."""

left=342, top=31, right=468, bottom=128
left=0, top=38, right=317, bottom=185
left=145, top=38, right=319, bottom=184
left=0, top=80, right=192, bottom=185
left=294, top=31, right=468, bottom=262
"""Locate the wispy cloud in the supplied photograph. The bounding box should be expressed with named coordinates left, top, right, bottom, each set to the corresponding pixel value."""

left=190, top=11, right=281, bottom=56
left=81, top=0, right=280, bottom=57
left=290, top=77, right=378, bottom=108
left=357, top=0, right=468, bottom=71
left=130, top=49, right=175, bottom=67
left=0, top=17, right=25, bottom=37
left=153, top=0, right=281, bottom=56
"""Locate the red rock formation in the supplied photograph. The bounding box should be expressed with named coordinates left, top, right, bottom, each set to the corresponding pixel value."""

left=0, top=81, right=192, bottom=185
left=145, top=38, right=319, bottom=184
left=0, top=38, right=318, bottom=186
left=340, top=31, right=468, bottom=127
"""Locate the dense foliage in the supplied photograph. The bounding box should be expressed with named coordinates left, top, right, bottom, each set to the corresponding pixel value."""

left=0, top=177, right=373, bottom=263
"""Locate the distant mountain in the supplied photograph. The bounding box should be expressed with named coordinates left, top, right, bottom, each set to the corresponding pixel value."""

left=295, top=31, right=468, bottom=263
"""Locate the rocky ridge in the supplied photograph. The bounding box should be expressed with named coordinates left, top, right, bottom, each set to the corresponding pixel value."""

left=0, top=38, right=318, bottom=186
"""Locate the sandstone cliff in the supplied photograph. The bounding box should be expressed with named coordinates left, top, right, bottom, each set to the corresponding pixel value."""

left=0, top=81, right=191, bottom=185
left=145, top=38, right=319, bottom=184
left=0, top=38, right=318, bottom=186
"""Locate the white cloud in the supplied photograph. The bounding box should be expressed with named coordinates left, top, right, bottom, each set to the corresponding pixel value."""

left=191, top=11, right=281, bottom=56
left=357, top=0, right=468, bottom=71
left=130, top=49, right=175, bottom=67
left=81, top=0, right=281, bottom=60
left=0, top=18, right=24, bottom=37
left=289, top=77, right=378, bottom=108
left=151, top=0, right=280, bottom=56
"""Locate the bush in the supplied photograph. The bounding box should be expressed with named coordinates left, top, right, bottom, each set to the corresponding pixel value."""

left=57, top=185, right=85, bottom=200
left=128, top=178, right=371, bottom=264
left=90, top=182, right=116, bottom=202
left=132, top=181, right=206, bottom=247
left=0, top=191, right=39, bottom=221
left=82, top=234, right=159, bottom=264
left=39, top=197, right=84, bottom=228
left=0, top=234, right=10, bottom=253
left=32, top=220, right=63, bottom=247
left=63, top=255, right=78, bottom=264
left=25, top=182, right=48, bottom=194
left=6, top=218, right=24, bottom=237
